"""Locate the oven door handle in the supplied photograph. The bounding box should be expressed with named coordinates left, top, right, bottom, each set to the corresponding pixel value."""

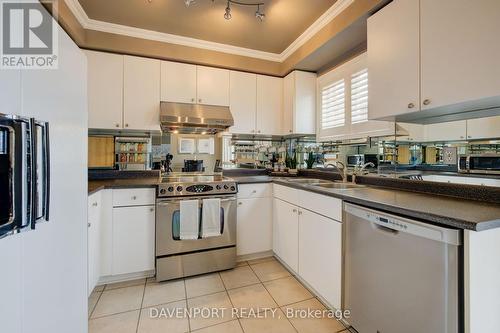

left=156, top=197, right=236, bottom=206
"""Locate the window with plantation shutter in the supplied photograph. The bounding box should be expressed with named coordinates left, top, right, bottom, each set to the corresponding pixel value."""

left=351, top=68, right=368, bottom=124
left=321, top=79, right=345, bottom=129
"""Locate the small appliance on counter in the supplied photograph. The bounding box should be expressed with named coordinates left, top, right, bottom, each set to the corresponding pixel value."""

left=115, top=136, right=152, bottom=170
left=182, top=159, right=205, bottom=172
left=458, top=154, right=500, bottom=174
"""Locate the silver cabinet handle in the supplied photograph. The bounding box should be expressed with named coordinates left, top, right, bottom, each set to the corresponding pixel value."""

left=252, top=190, right=257, bottom=193
left=125, top=123, right=129, bottom=127
left=468, top=135, right=472, bottom=139
left=289, top=130, right=292, bottom=133
left=115, top=123, right=120, bottom=128
left=150, top=208, right=154, bottom=212
left=131, top=196, right=137, bottom=200
left=198, top=99, right=202, bottom=103
left=257, top=130, right=261, bottom=133
left=191, top=98, right=195, bottom=102
left=423, top=99, right=431, bottom=106
left=298, top=210, right=302, bottom=215
left=92, top=202, right=98, bottom=207
left=408, top=103, right=415, bottom=109
left=238, top=202, right=242, bottom=206
left=292, top=208, right=297, bottom=213
left=88, top=223, right=91, bottom=228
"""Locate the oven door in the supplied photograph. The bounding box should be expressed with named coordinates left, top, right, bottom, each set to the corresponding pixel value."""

left=156, top=195, right=237, bottom=257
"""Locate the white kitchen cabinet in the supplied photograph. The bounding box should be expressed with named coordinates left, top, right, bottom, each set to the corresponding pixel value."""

left=237, top=183, right=272, bottom=199
left=424, top=120, right=467, bottom=142
left=112, top=205, right=155, bottom=275
left=283, top=71, right=316, bottom=135
left=161, top=61, right=197, bottom=104
left=273, top=198, right=298, bottom=272
left=466, top=116, right=500, bottom=140
left=123, top=56, right=161, bottom=131
left=397, top=123, right=425, bottom=142
left=197, top=66, right=230, bottom=106
left=229, top=71, right=257, bottom=134
left=256, top=75, right=283, bottom=135
left=367, top=0, right=420, bottom=120
left=420, top=0, right=500, bottom=112
left=237, top=197, right=272, bottom=256
left=86, top=50, right=124, bottom=129
left=299, top=209, right=342, bottom=309
left=88, top=191, right=102, bottom=295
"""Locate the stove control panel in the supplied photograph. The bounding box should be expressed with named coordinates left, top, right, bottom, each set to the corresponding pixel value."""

left=157, top=181, right=238, bottom=197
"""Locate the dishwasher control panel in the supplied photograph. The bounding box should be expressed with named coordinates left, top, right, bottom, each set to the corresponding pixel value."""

left=376, top=216, right=408, bottom=230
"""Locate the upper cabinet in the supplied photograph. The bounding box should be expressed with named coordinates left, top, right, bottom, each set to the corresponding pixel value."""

left=368, top=0, right=500, bottom=121
left=367, top=0, right=420, bottom=120
left=467, top=116, right=500, bottom=140
left=86, top=51, right=124, bottom=129
left=196, top=66, right=230, bottom=106
left=283, top=71, right=316, bottom=135
left=160, top=62, right=230, bottom=106
left=256, top=75, right=283, bottom=135
left=123, top=56, right=161, bottom=131
left=229, top=71, right=257, bottom=134
left=424, top=120, right=467, bottom=142
left=161, top=61, right=197, bottom=104
left=420, top=0, right=500, bottom=112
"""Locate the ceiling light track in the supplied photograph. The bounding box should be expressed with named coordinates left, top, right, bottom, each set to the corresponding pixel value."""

left=185, top=0, right=265, bottom=21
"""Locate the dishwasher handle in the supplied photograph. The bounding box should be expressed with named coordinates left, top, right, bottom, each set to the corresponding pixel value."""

left=373, top=223, right=399, bottom=235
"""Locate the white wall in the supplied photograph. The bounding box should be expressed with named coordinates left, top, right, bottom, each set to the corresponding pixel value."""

left=0, top=5, right=88, bottom=333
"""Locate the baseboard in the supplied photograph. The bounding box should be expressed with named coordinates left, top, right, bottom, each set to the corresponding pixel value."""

left=237, top=250, right=274, bottom=262
left=98, top=270, right=155, bottom=286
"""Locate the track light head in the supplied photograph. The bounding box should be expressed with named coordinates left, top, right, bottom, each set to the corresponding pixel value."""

left=224, top=1, right=232, bottom=20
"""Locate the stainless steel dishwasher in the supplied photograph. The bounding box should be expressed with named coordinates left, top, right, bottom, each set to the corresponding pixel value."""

left=343, top=203, right=462, bottom=333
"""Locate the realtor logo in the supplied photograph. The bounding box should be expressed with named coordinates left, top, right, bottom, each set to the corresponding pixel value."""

left=1, top=0, right=58, bottom=69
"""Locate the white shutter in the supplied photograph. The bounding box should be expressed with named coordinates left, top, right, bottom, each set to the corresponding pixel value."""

left=351, top=68, right=368, bottom=124
left=321, top=79, right=345, bottom=129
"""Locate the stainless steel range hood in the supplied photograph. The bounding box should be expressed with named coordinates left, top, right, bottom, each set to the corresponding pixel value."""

left=160, top=102, right=233, bottom=134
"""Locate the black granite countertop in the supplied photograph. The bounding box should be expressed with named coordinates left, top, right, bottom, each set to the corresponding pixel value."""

left=88, top=172, right=500, bottom=231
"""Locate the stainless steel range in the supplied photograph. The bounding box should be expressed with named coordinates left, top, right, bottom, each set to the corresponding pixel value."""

left=155, top=175, right=238, bottom=281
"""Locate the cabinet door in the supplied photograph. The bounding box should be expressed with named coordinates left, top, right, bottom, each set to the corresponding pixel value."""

left=88, top=192, right=101, bottom=295
left=299, top=209, right=342, bottom=309
left=161, top=61, right=197, bottom=104
left=273, top=198, right=298, bottom=272
left=294, top=71, right=317, bottom=135
left=112, top=206, right=155, bottom=275
left=237, top=198, right=272, bottom=256
left=256, top=75, right=283, bottom=135
left=367, top=0, right=420, bottom=120
left=282, top=72, right=295, bottom=135
left=421, top=0, right=500, bottom=111
left=397, top=123, right=425, bottom=142
left=229, top=71, right=257, bottom=134
left=86, top=51, right=123, bottom=129
left=197, top=66, right=230, bottom=106
left=424, top=120, right=467, bottom=142
left=123, top=56, right=161, bottom=131
left=467, top=116, right=500, bottom=140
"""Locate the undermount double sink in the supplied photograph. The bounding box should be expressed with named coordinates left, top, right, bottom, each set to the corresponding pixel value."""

left=285, top=178, right=365, bottom=190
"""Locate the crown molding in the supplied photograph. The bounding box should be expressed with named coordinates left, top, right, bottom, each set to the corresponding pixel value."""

left=64, top=0, right=354, bottom=63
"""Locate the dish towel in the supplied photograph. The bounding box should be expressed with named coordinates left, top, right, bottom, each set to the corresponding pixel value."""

left=180, top=199, right=200, bottom=240
left=201, top=198, right=221, bottom=238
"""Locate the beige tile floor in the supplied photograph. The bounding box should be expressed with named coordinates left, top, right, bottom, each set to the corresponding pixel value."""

left=88, top=256, right=349, bottom=333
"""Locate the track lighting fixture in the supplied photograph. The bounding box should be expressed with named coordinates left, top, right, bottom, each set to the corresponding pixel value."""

left=184, top=0, right=265, bottom=22
left=224, top=1, right=232, bottom=20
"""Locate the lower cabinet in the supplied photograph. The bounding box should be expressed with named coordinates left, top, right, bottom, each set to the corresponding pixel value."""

left=112, top=205, right=155, bottom=275
left=273, top=198, right=299, bottom=272
left=237, top=197, right=272, bottom=256
left=298, top=209, right=342, bottom=309
left=88, top=191, right=102, bottom=296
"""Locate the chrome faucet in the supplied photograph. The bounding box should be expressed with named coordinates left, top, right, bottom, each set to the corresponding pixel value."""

left=352, top=162, right=375, bottom=183
left=325, top=161, right=348, bottom=183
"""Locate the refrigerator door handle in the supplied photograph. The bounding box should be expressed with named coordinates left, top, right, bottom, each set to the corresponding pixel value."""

left=30, top=118, right=37, bottom=229
left=32, top=120, right=50, bottom=226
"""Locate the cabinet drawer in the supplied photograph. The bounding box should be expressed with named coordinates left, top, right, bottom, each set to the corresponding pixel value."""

left=298, top=190, right=342, bottom=222
left=273, top=184, right=299, bottom=206
left=112, top=188, right=155, bottom=207
left=237, top=183, right=272, bottom=199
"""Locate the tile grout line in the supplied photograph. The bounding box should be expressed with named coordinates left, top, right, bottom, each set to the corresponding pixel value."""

left=135, top=279, right=147, bottom=333
left=218, top=271, right=246, bottom=333
left=183, top=277, right=192, bottom=333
